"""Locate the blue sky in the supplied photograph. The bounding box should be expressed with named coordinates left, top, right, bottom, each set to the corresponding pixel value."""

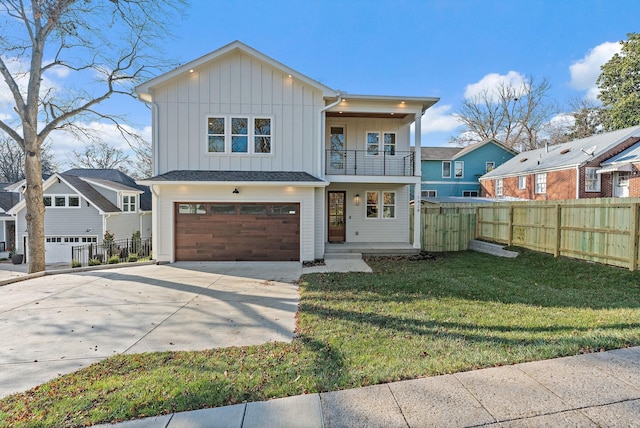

left=3, top=0, right=640, bottom=167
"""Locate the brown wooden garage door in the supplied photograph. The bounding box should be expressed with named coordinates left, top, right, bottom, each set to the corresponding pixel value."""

left=175, top=202, right=300, bottom=261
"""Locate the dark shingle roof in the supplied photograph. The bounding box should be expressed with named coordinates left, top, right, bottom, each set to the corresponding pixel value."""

left=60, top=174, right=120, bottom=213
left=421, top=147, right=463, bottom=160
left=0, top=191, right=19, bottom=212
left=143, top=170, right=324, bottom=182
left=63, top=169, right=151, bottom=211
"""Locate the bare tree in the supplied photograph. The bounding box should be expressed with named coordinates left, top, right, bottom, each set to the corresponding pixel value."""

left=0, top=0, right=184, bottom=273
left=450, top=76, right=557, bottom=151
left=68, top=140, right=131, bottom=172
left=0, top=136, right=58, bottom=182
left=129, top=137, right=152, bottom=179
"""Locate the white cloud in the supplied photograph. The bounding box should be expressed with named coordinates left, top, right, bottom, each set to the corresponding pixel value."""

left=464, top=71, right=527, bottom=101
left=420, top=104, right=461, bottom=133
left=569, top=41, right=621, bottom=101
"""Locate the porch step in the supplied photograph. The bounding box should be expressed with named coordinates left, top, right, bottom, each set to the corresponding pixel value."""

left=324, top=252, right=363, bottom=260
left=468, top=240, right=518, bottom=258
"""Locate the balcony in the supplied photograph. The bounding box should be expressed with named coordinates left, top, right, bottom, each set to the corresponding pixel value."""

left=325, top=150, right=415, bottom=176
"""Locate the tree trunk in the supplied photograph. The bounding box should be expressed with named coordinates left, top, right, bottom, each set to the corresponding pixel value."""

left=23, top=139, right=46, bottom=273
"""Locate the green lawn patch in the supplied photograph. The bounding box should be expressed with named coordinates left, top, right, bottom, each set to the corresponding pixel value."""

left=2, top=249, right=640, bottom=427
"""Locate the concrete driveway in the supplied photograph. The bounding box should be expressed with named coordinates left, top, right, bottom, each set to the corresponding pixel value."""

left=0, top=262, right=301, bottom=397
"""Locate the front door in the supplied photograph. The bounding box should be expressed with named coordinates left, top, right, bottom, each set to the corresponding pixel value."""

left=614, top=172, right=630, bottom=198
left=328, top=191, right=346, bottom=242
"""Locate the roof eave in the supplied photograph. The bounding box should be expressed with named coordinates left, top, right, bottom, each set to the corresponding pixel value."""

left=139, top=180, right=329, bottom=187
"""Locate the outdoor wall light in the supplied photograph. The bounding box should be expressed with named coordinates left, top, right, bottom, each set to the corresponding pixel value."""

left=354, top=194, right=360, bottom=206
left=232, top=188, right=240, bottom=194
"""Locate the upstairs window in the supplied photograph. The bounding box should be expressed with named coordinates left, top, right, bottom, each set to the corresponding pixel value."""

left=207, top=116, right=272, bottom=154
left=366, top=132, right=396, bottom=156
left=122, top=195, right=137, bottom=212
left=486, top=162, right=495, bottom=173
left=442, top=161, right=451, bottom=178
left=585, top=167, right=601, bottom=192
left=454, top=161, right=464, bottom=178
left=43, top=195, right=80, bottom=208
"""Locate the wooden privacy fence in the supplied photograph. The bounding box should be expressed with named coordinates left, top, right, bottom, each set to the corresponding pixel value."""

left=414, top=198, right=640, bottom=271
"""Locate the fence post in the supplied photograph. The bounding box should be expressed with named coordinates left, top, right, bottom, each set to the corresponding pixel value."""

left=507, top=206, right=514, bottom=246
left=630, top=202, right=639, bottom=271
left=554, top=204, right=562, bottom=258
left=475, top=207, right=480, bottom=239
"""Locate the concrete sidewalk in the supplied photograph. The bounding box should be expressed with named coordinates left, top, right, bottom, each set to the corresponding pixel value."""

left=99, top=346, right=640, bottom=427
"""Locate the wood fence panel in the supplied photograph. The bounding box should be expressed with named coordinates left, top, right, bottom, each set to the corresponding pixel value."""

left=419, top=198, right=640, bottom=271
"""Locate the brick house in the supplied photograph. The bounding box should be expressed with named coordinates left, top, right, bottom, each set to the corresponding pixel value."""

left=479, top=125, right=640, bottom=200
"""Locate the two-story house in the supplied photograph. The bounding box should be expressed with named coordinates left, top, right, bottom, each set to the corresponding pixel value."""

left=136, top=41, right=438, bottom=262
left=8, top=169, right=151, bottom=263
left=479, top=125, right=640, bottom=200
left=419, top=139, right=516, bottom=198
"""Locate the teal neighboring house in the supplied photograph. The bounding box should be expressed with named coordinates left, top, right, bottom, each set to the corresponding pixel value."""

left=420, top=139, right=516, bottom=198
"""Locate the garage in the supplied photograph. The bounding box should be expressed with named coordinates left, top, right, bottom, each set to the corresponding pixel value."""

left=174, top=202, right=300, bottom=261
left=44, top=236, right=98, bottom=263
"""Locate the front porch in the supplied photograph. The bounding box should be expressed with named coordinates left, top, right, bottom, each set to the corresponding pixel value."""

left=324, top=242, right=419, bottom=256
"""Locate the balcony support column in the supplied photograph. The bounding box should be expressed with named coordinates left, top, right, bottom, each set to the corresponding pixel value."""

left=413, top=112, right=422, bottom=249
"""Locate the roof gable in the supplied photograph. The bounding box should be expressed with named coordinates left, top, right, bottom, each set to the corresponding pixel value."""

left=136, top=40, right=338, bottom=100
left=421, top=147, right=463, bottom=160
left=452, top=139, right=517, bottom=159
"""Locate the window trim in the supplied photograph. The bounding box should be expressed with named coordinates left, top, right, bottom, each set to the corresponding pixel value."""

left=122, top=194, right=137, bottom=213
left=206, top=115, right=273, bottom=155
left=585, top=167, right=601, bottom=192
left=442, top=161, right=451, bottom=178
left=454, top=161, right=464, bottom=178
left=486, top=162, right=495, bottom=173
left=535, top=173, right=547, bottom=194
left=495, top=179, right=503, bottom=196
left=422, top=190, right=437, bottom=198
left=518, top=175, right=526, bottom=190
left=366, top=132, right=380, bottom=156
left=365, top=190, right=396, bottom=219
left=43, top=194, right=81, bottom=209
left=462, top=190, right=479, bottom=197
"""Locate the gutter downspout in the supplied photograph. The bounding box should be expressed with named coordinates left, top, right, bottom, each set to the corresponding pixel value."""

left=317, top=94, right=342, bottom=259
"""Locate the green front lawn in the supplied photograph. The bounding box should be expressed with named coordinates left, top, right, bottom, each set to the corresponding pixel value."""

left=2, top=249, right=640, bottom=427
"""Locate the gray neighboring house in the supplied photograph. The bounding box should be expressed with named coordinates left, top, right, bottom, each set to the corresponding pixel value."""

left=8, top=169, right=151, bottom=264
left=0, top=184, right=20, bottom=252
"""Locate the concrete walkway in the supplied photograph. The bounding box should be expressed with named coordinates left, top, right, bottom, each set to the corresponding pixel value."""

left=98, top=346, right=640, bottom=427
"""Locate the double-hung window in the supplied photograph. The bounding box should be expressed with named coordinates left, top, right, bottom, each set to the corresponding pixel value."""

left=486, top=162, right=495, bottom=173
left=454, top=161, right=464, bottom=178
left=207, top=116, right=272, bottom=154
left=366, top=191, right=396, bottom=219
left=585, top=167, right=601, bottom=192
left=442, top=161, right=451, bottom=178
left=535, top=173, right=547, bottom=194
left=518, top=176, right=526, bottom=189
left=495, top=179, right=503, bottom=196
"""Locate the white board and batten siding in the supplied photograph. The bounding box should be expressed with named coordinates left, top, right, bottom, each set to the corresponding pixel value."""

left=153, top=184, right=316, bottom=263
left=153, top=51, right=324, bottom=177
left=326, top=117, right=411, bottom=152
left=327, top=183, right=410, bottom=244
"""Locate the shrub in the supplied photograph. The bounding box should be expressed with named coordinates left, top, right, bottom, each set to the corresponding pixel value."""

left=88, top=258, right=101, bottom=266
left=108, top=255, right=120, bottom=264
left=127, top=253, right=139, bottom=262
left=71, top=260, right=82, bottom=268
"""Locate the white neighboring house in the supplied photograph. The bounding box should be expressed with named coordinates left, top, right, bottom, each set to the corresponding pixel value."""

left=136, top=41, right=438, bottom=262
left=8, top=169, right=151, bottom=264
